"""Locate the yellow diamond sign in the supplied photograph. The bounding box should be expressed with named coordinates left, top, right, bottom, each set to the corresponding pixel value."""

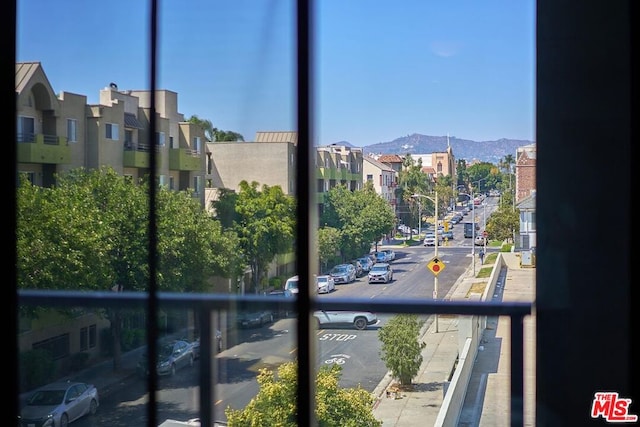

left=427, top=257, right=446, bottom=276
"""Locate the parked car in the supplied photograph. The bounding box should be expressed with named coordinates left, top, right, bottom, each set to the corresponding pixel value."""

left=373, top=251, right=389, bottom=263
left=441, top=230, right=454, bottom=240
left=316, top=274, right=335, bottom=294
left=357, top=256, right=374, bottom=273
left=313, top=310, right=378, bottom=330
left=19, top=381, right=99, bottom=427
left=192, top=330, right=223, bottom=357
left=137, top=339, right=196, bottom=377
left=329, top=263, right=357, bottom=284
left=266, top=289, right=294, bottom=318
left=191, top=329, right=222, bottom=359
left=382, top=249, right=396, bottom=261
left=284, top=275, right=299, bottom=294
left=368, top=262, right=394, bottom=284
left=236, top=310, right=274, bottom=328
left=349, top=259, right=364, bottom=277
left=423, top=233, right=443, bottom=246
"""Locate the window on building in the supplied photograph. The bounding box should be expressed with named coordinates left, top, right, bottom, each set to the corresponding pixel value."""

left=193, top=136, right=201, bottom=153
left=106, top=123, right=119, bottom=140
left=125, top=129, right=133, bottom=147
left=80, top=326, right=88, bottom=351
left=89, top=324, right=96, bottom=348
left=67, top=118, right=77, bottom=142
left=17, top=115, right=35, bottom=142
left=14, top=2, right=634, bottom=426
left=33, top=334, right=70, bottom=361
left=156, top=131, right=165, bottom=147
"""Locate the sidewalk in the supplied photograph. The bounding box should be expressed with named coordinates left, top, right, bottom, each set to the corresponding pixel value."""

left=370, top=248, right=535, bottom=426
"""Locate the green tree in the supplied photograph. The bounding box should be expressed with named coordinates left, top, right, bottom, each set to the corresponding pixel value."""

left=378, top=314, right=426, bottom=386
left=187, top=114, right=245, bottom=142
left=222, top=180, right=296, bottom=293
left=187, top=114, right=215, bottom=142
left=225, top=361, right=382, bottom=427
left=17, top=167, right=242, bottom=369
left=466, top=162, right=500, bottom=194
left=320, top=183, right=395, bottom=261
left=485, top=202, right=519, bottom=243
left=318, top=226, right=341, bottom=273
left=396, top=154, right=432, bottom=231
left=213, top=129, right=245, bottom=142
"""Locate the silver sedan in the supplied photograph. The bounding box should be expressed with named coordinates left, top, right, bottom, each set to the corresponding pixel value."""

left=19, top=381, right=99, bottom=427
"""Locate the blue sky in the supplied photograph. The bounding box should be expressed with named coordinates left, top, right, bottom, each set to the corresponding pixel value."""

left=17, top=0, right=535, bottom=147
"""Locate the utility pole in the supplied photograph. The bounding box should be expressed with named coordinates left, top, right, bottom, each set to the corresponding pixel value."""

left=412, top=191, right=439, bottom=332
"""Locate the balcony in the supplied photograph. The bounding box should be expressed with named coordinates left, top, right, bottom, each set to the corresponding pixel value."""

left=123, top=142, right=162, bottom=169
left=17, top=133, right=70, bottom=165
left=169, top=147, right=202, bottom=171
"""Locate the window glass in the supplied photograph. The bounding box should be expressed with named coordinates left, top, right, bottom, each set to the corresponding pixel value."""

left=16, top=0, right=535, bottom=425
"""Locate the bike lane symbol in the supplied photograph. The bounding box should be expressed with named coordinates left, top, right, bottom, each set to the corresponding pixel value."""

left=325, top=354, right=351, bottom=365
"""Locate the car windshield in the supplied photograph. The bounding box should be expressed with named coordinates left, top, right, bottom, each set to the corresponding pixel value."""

left=28, top=390, right=65, bottom=405
left=159, top=344, right=175, bottom=357
left=286, top=280, right=298, bottom=289
left=371, top=265, right=386, bottom=272
left=331, top=266, right=346, bottom=273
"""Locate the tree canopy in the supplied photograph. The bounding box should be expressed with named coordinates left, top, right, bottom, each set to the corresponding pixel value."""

left=17, top=167, right=242, bottom=293
left=225, top=361, right=382, bottom=427
left=378, top=314, right=426, bottom=385
left=319, top=183, right=395, bottom=263
left=213, top=180, right=296, bottom=292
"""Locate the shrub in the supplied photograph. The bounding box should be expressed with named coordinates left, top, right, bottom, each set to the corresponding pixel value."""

left=20, top=348, right=55, bottom=390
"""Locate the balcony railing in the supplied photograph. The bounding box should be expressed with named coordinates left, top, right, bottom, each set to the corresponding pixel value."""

left=18, top=289, right=531, bottom=427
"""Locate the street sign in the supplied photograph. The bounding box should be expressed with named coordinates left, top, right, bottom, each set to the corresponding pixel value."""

left=427, top=257, right=446, bottom=276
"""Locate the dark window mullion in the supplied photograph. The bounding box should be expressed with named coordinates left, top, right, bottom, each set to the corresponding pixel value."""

left=296, top=0, right=315, bottom=426
left=146, top=1, right=160, bottom=426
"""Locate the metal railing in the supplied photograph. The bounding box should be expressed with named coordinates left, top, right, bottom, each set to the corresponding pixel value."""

left=18, top=289, right=531, bottom=426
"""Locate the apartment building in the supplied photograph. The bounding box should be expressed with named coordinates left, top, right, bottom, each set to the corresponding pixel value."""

left=16, top=62, right=206, bottom=204
left=315, top=144, right=364, bottom=209
left=515, top=143, right=536, bottom=203
left=363, top=155, right=397, bottom=207
left=205, top=131, right=297, bottom=202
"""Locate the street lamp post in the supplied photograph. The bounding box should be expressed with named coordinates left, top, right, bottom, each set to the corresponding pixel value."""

left=412, top=192, right=439, bottom=332
left=417, top=199, right=422, bottom=237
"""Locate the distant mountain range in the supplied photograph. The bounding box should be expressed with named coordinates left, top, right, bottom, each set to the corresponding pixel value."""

left=335, top=134, right=534, bottom=165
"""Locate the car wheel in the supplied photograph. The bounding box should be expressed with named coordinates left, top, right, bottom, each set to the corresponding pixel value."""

left=60, top=413, right=69, bottom=427
left=354, top=317, right=367, bottom=330
left=89, top=398, right=98, bottom=416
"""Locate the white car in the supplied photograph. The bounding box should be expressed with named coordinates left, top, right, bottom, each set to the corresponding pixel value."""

left=284, top=275, right=299, bottom=294
left=475, top=235, right=487, bottom=246
left=313, top=310, right=378, bottom=330
left=20, top=381, right=99, bottom=427
left=316, top=275, right=335, bottom=294
left=423, top=233, right=443, bottom=246
left=368, top=262, right=393, bottom=284
left=382, top=249, right=396, bottom=261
